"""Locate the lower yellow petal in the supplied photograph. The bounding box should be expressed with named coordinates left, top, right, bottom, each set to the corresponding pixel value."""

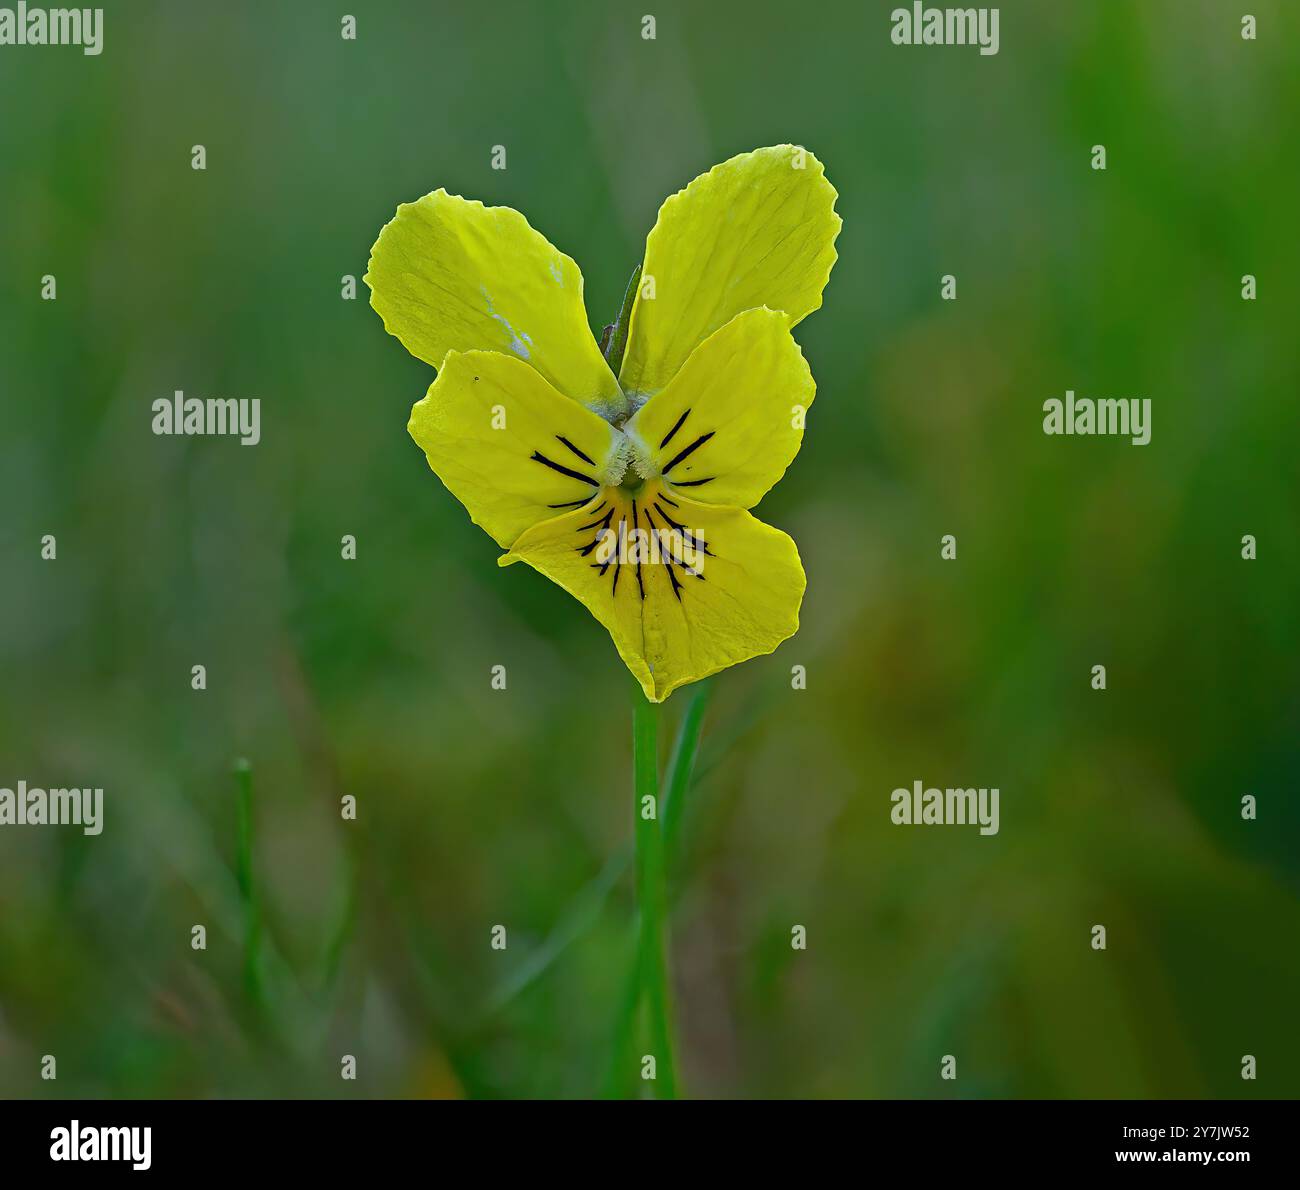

left=409, top=350, right=627, bottom=549
left=501, top=484, right=805, bottom=701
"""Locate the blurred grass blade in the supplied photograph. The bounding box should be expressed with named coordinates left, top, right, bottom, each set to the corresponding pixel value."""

left=233, top=757, right=266, bottom=1016
left=481, top=846, right=630, bottom=1020
left=661, top=678, right=713, bottom=864
left=600, top=923, right=643, bottom=1098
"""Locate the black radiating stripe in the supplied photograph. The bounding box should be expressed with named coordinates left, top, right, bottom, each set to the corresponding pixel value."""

left=671, top=477, right=714, bottom=487
left=596, top=517, right=626, bottom=578
left=645, top=508, right=706, bottom=587
left=659, top=408, right=691, bottom=449
left=556, top=435, right=595, bottom=465
left=652, top=502, right=684, bottom=531
left=661, top=431, right=714, bottom=475
left=654, top=502, right=714, bottom=557
left=576, top=507, right=614, bottom=532
left=531, top=451, right=598, bottom=485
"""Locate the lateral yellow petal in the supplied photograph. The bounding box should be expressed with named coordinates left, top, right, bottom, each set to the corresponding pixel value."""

left=409, top=350, right=625, bottom=549
left=367, top=189, right=626, bottom=418
left=623, top=307, right=814, bottom=509
left=501, top=485, right=805, bottom=701
left=618, top=145, right=840, bottom=401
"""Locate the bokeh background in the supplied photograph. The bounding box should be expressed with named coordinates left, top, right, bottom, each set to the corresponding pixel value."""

left=1, top=0, right=1297, bottom=1099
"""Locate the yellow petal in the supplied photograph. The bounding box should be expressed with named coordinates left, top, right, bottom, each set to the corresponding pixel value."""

left=501, top=483, right=805, bottom=701
left=618, top=145, right=840, bottom=401
left=409, top=350, right=627, bottom=549
left=622, top=308, right=814, bottom=510
left=367, top=189, right=626, bottom=419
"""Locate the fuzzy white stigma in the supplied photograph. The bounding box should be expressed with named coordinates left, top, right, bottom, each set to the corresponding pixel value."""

left=601, top=433, right=634, bottom=486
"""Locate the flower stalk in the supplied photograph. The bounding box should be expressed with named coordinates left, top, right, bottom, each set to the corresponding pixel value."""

left=632, top=690, right=678, bottom=1098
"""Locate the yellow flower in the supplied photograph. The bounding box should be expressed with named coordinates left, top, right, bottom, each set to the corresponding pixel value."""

left=366, top=145, right=840, bottom=701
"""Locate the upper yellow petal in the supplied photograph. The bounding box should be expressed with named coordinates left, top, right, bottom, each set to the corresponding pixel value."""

left=409, top=350, right=625, bottom=549
left=623, top=307, right=814, bottom=510
left=502, top=484, right=805, bottom=701
left=366, top=189, right=626, bottom=419
left=618, top=145, right=840, bottom=402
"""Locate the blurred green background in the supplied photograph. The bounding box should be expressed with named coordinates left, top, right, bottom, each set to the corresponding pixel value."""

left=1, top=0, right=1297, bottom=1099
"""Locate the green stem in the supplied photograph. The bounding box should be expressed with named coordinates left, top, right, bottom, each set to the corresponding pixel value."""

left=599, top=925, right=643, bottom=1099
left=632, top=691, right=677, bottom=1098
left=604, top=683, right=710, bottom=1096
